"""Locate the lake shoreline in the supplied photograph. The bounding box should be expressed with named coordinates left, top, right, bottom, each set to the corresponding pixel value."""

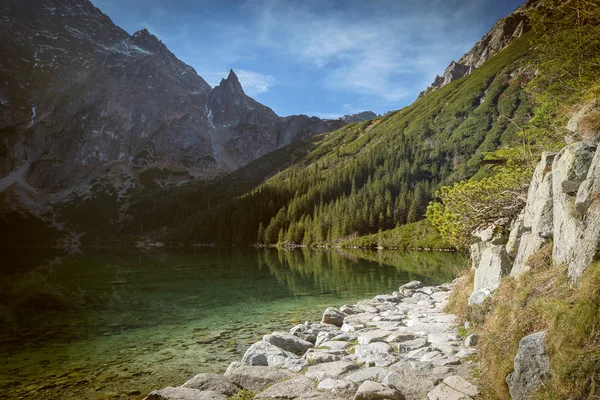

left=146, top=278, right=480, bottom=400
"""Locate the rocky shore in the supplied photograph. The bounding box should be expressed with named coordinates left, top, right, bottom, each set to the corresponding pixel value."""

left=145, top=280, right=480, bottom=400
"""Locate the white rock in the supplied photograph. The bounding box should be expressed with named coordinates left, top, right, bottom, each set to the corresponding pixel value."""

left=322, top=307, right=346, bottom=327
left=427, top=383, right=472, bottom=400
left=354, top=380, right=404, bottom=400
left=506, top=332, right=551, bottom=400
left=443, top=376, right=479, bottom=397
left=305, top=360, right=359, bottom=380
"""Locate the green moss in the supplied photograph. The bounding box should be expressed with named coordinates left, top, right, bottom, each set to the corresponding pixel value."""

left=227, top=389, right=255, bottom=400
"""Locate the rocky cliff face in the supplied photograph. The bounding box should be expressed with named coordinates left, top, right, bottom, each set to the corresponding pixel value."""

left=0, top=0, right=347, bottom=193
left=419, top=0, right=536, bottom=98
left=468, top=100, right=600, bottom=307
left=338, top=111, right=377, bottom=124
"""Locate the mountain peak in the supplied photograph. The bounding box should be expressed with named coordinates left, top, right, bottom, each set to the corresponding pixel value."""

left=216, top=69, right=244, bottom=95
left=130, top=28, right=163, bottom=51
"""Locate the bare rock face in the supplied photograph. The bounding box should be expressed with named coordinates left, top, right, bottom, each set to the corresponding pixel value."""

left=338, top=111, right=377, bottom=123
left=469, top=245, right=511, bottom=305
left=552, top=142, right=596, bottom=272
left=0, top=0, right=347, bottom=192
left=506, top=332, right=551, bottom=400
left=418, top=1, right=534, bottom=97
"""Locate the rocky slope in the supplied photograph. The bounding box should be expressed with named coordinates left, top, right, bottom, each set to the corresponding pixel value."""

left=465, top=100, right=600, bottom=399
left=0, top=0, right=349, bottom=194
left=338, top=111, right=377, bottom=124
left=419, top=0, right=537, bottom=98
left=146, top=280, right=481, bottom=400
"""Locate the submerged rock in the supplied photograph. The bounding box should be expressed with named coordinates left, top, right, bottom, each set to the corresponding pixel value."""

left=145, top=387, right=226, bottom=400
left=264, top=331, right=314, bottom=355
left=181, top=373, right=239, bottom=396
left=224, top=364, right=295, bottom=392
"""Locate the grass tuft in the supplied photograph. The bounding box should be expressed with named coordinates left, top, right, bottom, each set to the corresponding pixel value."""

left=465, top=256, right=600, bottom=400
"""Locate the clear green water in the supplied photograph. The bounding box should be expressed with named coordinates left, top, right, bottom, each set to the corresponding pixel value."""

left=0, top=248, right=466, bottom=399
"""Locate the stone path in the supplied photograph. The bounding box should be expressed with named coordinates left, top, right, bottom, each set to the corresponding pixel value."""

left=146, top=280, right=480, bottom=400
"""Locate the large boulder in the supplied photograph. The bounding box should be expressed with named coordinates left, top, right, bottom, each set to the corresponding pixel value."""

left=469, top=245, right=511, bottom=304
left=551, top=143, right=595, bottom=268
left=224, top=363, right=296, bottom=392
left=255, top=376, right=316, bottom=399
left=264, top=331, right=314, bottom=355
left=506, top=332, right=552, bottom=400
left=181, top=373, right=239, bottom=396
left=241, top=341, right=307, bottom=372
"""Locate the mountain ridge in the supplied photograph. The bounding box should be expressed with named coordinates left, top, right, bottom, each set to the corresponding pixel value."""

left=0, top=0, right=370, bottom=194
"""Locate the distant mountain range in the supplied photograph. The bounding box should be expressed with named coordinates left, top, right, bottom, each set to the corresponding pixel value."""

left=0, top=0, right=375, bottom=192
left=0, top=0, right=535, bottom=247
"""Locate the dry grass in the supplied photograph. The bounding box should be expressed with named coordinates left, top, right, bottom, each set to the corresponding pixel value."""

left=446, top=268, right=475, bottom=324
left=471, top=257, right=600, bottom=400
left=579, top=109, right=600, bottom=142
left=526, top=241, right=553, bottom=271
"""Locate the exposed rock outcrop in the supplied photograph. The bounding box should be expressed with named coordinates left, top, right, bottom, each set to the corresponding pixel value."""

left=338, top=111, right=378, bottom=124
left=419, top=1, right=536, bottom=98
left=469, top=100, right=600, bottom=289
left=469, top=245, right=511, bottom=305
left=506, top=332, right=551, bottom=400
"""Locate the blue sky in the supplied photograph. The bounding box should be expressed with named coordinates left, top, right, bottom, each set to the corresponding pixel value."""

left=92, top=0, right=524, bottom=118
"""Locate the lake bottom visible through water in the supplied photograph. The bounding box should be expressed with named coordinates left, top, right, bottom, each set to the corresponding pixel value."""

left=0, top=248, right=466, bottom=399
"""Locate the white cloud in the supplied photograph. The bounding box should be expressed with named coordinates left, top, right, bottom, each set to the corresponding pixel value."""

left=235, top=69, right=278, bottom=96
left=247, top=0, right=494, bottom=105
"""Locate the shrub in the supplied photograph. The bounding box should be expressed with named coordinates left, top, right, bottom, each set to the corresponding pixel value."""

left=426, top=169, right=530, bottom=251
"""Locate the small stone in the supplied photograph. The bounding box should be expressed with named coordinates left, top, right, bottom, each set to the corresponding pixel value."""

left=464, top=334, right=477, bottom=347
left=322, top=308, right=346, bottom=327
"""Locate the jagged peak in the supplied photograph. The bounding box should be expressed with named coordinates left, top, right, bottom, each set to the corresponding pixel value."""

left=130, top=28, right=163, bottom=51
left=215, top=69, right=245, bottom=95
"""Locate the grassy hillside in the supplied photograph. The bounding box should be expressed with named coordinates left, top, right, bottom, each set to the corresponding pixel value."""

left=58, top=32, right=533, bottom=246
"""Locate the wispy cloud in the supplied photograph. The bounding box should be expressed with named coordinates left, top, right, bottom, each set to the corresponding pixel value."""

left=246, top=0, right=489, bottom=105
left=236, top=69, right=277, bottom=96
